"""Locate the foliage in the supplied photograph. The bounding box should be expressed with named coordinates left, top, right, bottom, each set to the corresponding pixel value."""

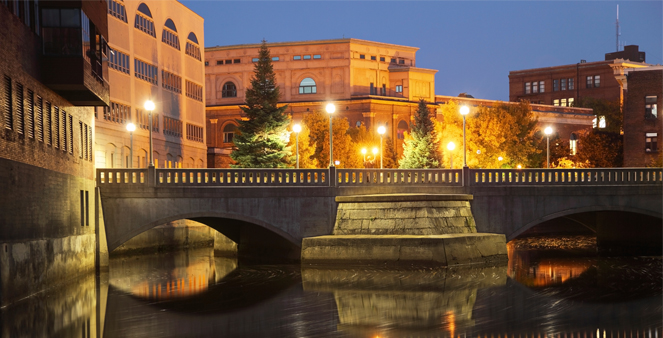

left=551, top=157, right=590, bottom=169
left=231, top=40, right=291, bottom=168
left=382, top=136, right=398, bottom=168
left=575, top=129, right=623, bottom=167
left=304, top=111, right=362, bottom=168
left=575, top=97, right=622, bottom=134
left=648, top=152, right=663, bottom=168
left=399, top=99, right=442, bottom=168
left=286, top=123, right=318, bottom=168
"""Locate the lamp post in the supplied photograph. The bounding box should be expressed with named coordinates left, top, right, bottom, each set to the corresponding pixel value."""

left=377, top=125, right=386, bottom=169
left=361, top=148, right=367, bottom=164
left=326, top=103, right=335, bottom=167
left=544, top=126, right=553, bottom=168
left=372, top=147, right=378, bottom=168
left=460, top=106, right=470, bottom=167
left=144, top=100, right=155, bottom=167
left=126, top=123, right=136, bottom=168
left=293, top=124, right=301, bottom=169
left=447, top=141, right=455, bottom=169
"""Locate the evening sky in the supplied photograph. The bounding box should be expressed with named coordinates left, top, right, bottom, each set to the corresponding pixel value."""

left=181, top=1, right=663, bottom=101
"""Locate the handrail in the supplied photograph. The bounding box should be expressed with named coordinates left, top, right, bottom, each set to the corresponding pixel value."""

left=96, top=167, right=663, bottom=187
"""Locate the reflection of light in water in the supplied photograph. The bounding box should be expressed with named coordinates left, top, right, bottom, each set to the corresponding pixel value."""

left=507, top=242, right=594, bottom=287
left=443, top=311, right=455, bottom=338
left=131, top=272, right=211, bottom=300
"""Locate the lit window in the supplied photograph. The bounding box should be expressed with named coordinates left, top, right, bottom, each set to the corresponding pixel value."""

left=223, top=124, right=237, bottom=143
left=293, top=55, right=301, bottom=60
left=645, top=96, right=658, bottom=119
left=299, top=77, right=316, bottom=94
left=568, top=98, right=574, bottom=106
left=525, top=82, right=531, bottom=94
left=134, top=3, right=155, bottom=37
left=553, top=79, right=559, bottom=91
left=553, top=99, right=559, bottom=106
left=222, top=82, right=236, bottom=98
left=161, top=19, right=180, bottom=50
left=593, top=116, right=606, bottom=129
left=561, top=78, right=567, bottom=91
left=313, top=55, right=321, bottom=59
left=594, top=75, right=600, bottom=88
left=569, top=133, right=577, bottom=156
left=539, top=81, right=545, bottom=93
left=645, top=133, right=658, bottom=152
left=395, top=85, right=403, bottom=93
left=561, top=98, right=567, bottom=107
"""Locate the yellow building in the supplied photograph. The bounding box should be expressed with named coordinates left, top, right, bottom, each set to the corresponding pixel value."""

left=96, top=0, right=207, bottom=169
left=205, top=38, right=437, bottom=168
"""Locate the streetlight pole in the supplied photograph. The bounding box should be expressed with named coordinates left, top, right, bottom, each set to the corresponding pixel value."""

left=460, top=106, right=470, bottom=167
left=377, top=125, right=386, bottom=169
left=326, top=103, right=335, bottom=167
left=544, top=126, right=553, bottom=168
left=126, top=123, right=136, bottom=168
left=447, top=141, right=455, bottom=169
left=293, top=124, right=301, bottom=169
left=144, top=100, right=155, bottom=167
left=361, top=148, right=367, bottom=164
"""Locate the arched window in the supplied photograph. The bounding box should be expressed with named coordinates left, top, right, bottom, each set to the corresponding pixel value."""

left=108, top=0, right=127, bottom=22
left=134, top=3, right=155, bottom=37
left=223, top=124, right=237, bottom=143
left=162, top=19, right=180, bottom=50
left=397, top=120, right=408, bottom=140
left=299, top=78, right=316, bottom=94
left=185, top=32, right=201, bottom=61
left=222, top=82, right=237, bottom=98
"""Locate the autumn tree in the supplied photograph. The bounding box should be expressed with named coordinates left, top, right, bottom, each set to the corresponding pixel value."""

left=304, top=111, right=362, bottom=168
left=286, top=122, right=318, bottom=168
left=399, top=99, right=442, bottom=168
left=231, top=40, right=291, bottom=168
left=572, top=98, right=623, bottom=167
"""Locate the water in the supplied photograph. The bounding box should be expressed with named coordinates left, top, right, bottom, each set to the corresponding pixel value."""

left=1, top=239, right=661, bottom=337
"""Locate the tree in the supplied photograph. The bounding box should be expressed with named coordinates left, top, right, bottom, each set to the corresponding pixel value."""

left=399, top=99, right=442, bottom=168
left=382, top=136, right=398, bottom=168
left=230, top=40, right=291, bottom=168
left=286, top=122, right=318, bottom=168
left=304, top=111, right=362, bottom=168
left=575, top=129, right=623, bottom=167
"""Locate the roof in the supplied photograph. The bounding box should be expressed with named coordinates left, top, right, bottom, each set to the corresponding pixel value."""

left=509, top=59, right=650, bottom=76
left=205, top=38, right=419, bottom=53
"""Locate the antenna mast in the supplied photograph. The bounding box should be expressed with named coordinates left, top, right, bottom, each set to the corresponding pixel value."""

left=616, top=5, right=620, bottom=51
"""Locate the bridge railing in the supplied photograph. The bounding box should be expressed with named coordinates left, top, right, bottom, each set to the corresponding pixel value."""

left=97, top=169, right=147, bottom=185
left=336, top=169, right=462, bottom=187
left=470, top=168, right=663, bottom=186
left=153, top=168, right=330, bottom=186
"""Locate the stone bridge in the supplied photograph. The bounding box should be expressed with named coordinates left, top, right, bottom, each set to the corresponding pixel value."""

left=97, top=167, right=662, bottom=258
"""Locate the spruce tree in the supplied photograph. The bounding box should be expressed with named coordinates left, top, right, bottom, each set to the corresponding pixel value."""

left=231, top=40, right=291, bottom=168
left=399, top=99, right=442, bottom=168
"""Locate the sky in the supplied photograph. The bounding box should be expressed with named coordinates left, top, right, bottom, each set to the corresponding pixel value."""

left=181, top=1, right=662, bottom=101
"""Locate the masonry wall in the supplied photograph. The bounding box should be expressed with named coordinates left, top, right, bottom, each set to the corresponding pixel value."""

left=623, top=70, right=663, bottom=167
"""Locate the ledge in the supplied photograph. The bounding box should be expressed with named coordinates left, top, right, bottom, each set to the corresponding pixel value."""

left=336, top=194, right=473, bottom=203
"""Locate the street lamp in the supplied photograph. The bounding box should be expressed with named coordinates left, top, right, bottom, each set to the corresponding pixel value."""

left=144, top=100, right=155, bottom=167
left=361, top=148, right=367, bottom=163
left=293, top=124, right=301, bottom=169
left=377, top=125, right=386, bottom=169
left=544, top=126, right=553, bottom=168
left=372, top=147, right=378, bottom=160
left=460, top=106, right=470, bottom=167
left=126, top=123, right=136, bottom=168
left=447, top=141, right=455, bottom=169
left=326, top=103, right=335, bottom=167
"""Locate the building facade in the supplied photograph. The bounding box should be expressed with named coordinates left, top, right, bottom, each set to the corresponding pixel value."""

left=97, top=0, right=207, bottom=169
left=205, top=39, right=437, bottom=168
left=621, top=66, right=663, bottom=167
left=0, top=0, right=108, bottom=306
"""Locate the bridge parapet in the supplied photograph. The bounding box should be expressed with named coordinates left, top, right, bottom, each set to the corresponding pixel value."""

left=470, top=168, right=662, bottom=186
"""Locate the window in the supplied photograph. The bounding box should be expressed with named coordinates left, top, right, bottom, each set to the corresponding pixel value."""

left=3, top=75, right=11, bottom=130
left=251, top=58, right=259, bottom=62
left=186, top=123, right=203, bottom=142
left=381, top=84, right=386, bottom=96
left=105, top=101, right=131, bottom=124
left=68, top=114, right=73, bottom=154
left=54, top=106, right=59, bottom=148
left=568, top=78, right=574, bottom=90
left=204, top=61, right=209, bottom=66
left=391, top=58, right=396, bottom=64
left=569, top=133, right=577, bottom=156
left=224, top=60, right=232, bottom=65
left=223, top=123, right=237, bottom=143
left=135, top=109, right=158, bottom=131
left=395, top=85, right=403, bottom=93
left=359, top=54, right=365, bottom=59
left=36, top=96, right=43, bottom=142
left=594, top=75, right=600, bottom=88
left=109, top=49, right=130, bottom=74
left=568, top=98, right=574, bottom=106
left=593, top=115, right=606, bottom=129
left=586, top=76, right=593, bottom=88
left=108, top=0, right=127, bottom=23
left=234, top=59, right=240, bottom=64
left=645, top=133, right=658, bottom=152
left=397, top=120, right=408, bottom=140
left=553, top=99, right=559, bottom=106
left=162, top=19, right=180, bottom=50
left=370, top=56, right=376, bottom=61
left=370, top=83, right=375, bottom=95
left=313, top=55, right=321, bottom=59
left=293, top=55, right=301, bottom=60
left=303, top=55, right=311, bottom=60
left=15, top=82, right=23, bottom=135
left=134, top=58, right=157, bottom=85
left=561, top=78, right=567, bottom=91
left=272, top=57, right=279, bottom=61
left=645, top=96, right=657, bottom=119
left=222, top=82, right=237, bottom=98
left=525, top=82, right=531, bottom=94
left=41, top=8, right=84, bottom=56
left=399, top=59, right=405, bottom=64
left=216, top=60, right=223, bottom=65
left=163, top=116, right=182, bottom=137
left=379, top=57, right=385, bottom=62
left=134, top=3, right=155, bottom=37
left=532, top=81, right=538, bottom=94
left=553, top=79, right=559, bottom=91
left=162, top=70, right=182, bottom=93
left=185, top=32, right=201, bottom=61
left=45, top=102, right=51, bottom=145
left=561, top=98, right=567, bottom=107
left=539, top=81, right=545, bottom=93
left=185, top=80, right=203, bottom=101
left=299, top=78, right=316, bottom=94
left=26, top=89, right=34, bottom=138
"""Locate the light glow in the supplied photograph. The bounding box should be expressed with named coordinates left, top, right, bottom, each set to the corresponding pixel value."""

left=460, top=105, right=470, bottom=116
left=126, top=123, right=136, bottom=132
left=447, top=142, right=455, bottom=151
left=144, top=100, right=155, bottom=111
left=325, top=103, right=335, bottom=114
left=377, top=125, right=386, bottom=135
left=293, top=124, right=301, bottom=133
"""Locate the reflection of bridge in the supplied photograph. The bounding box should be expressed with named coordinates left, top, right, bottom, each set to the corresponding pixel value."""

left=97, top=167, right=662, bottom=257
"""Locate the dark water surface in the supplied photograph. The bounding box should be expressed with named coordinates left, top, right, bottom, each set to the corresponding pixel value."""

left=2, top=241, right=661, bottom=338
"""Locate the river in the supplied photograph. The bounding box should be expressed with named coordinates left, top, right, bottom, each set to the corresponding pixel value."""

left=1, top=236, right=660, bottom=337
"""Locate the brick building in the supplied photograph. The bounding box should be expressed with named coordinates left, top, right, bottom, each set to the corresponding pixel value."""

left=0, top=0, right=108, bottom=306
left=509, top=46, right=650, bottom=107
left=205, top=38, right=437, bottom=168
left=620, top=66, right=663, bottom=167
left=96, top=0, right=207, bottom=169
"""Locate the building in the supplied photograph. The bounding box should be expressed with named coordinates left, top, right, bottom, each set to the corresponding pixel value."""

left=97, top=0, right=207, bottom=169
left=509, top=46, right=650, bottom=107
left=0, top=0, right=108, bottom=306
left=205, top=38, right=437, bottom=168
left=620, top=66, right=663, bottom=167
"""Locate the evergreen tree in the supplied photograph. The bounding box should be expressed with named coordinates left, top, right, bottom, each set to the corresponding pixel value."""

left=382, top=136, right=398, bottom=168
left=399, top=99, right=442, bottom=168
left=231, top=40, right=291, bottom=168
